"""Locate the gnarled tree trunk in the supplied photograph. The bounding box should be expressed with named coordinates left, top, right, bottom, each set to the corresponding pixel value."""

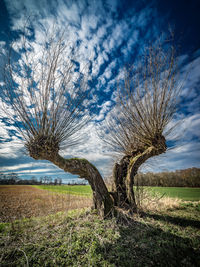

left=125, top=147, right=158, bottom=211
left=49, top=154, right=114, bottom=218
left=112, top=156, right=131, bottom=208
left=112, top=146, right=166, bottom=212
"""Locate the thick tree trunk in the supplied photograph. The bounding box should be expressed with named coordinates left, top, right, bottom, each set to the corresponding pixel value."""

left=112, top=155, right=137, bottom=211
left=112, top=147, right=162, bottom=212
left=49, top=154, right=114, bottom=218
left=125, top=147, right=159, bottom=209
left=112, top=156, right=131, bottom=208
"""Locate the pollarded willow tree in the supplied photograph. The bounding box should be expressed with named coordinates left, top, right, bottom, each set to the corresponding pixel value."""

left=101, top=42, right=180, bottom=211
left=1, top=28, right=113, bottom=217
left=1, top=27, right=180, bottom=217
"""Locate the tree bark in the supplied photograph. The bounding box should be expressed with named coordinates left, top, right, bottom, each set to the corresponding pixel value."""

left=125, top=147, right=159, bottom=210
left=112, top=147, right=162, bottom=212
left=49, top=154, right=114, bottom=218
left=112, top=156, right=131, bottom=208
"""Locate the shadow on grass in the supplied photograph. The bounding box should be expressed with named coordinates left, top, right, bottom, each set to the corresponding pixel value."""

left=1, top=211, right=200, bottom=267
left=99, top=214, right=200, bottom=267
left=140, top=212, right=200, bottom=229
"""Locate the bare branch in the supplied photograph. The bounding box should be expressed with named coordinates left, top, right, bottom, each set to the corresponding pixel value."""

left=1, top=27, right=90, bottom=158
left=102, top=41, right=180, bottom=157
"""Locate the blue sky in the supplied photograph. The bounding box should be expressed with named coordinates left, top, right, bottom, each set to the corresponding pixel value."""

left=0, top=0, right=200, bottom=183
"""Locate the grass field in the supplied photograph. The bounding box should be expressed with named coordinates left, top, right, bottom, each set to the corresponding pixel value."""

left=149, top=187, right=200, bottom=201
left=34, top=185, right=200, bottom=201
left=33, top=185, right=92, bottom=196
left=0, top=185, right=200, bottom=266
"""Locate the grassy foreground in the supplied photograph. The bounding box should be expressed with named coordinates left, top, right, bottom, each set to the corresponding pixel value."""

left=1, top=202, right=200, bottom=266
left=34, top=185, right=200, bottom=201
left=0, top=185, right=200, bottom=266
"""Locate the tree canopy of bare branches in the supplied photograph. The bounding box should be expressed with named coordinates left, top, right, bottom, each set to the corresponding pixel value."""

left=2, top=29, right=90, bottom=158
left=1, top=28, right=180, bottom=217
left=103, top=43, right=179, bottom=157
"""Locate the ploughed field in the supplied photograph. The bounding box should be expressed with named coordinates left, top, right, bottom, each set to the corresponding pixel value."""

left=0, top=185, right=92, bottom=222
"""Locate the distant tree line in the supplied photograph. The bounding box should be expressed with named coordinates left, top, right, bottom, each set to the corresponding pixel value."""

left=1, top=168, right=199, bottom=187
left=0, top=172, right=87, bottom=185
left=135, top=167, right=200, bottom=187
left=0, top=173, right=63, bottom=185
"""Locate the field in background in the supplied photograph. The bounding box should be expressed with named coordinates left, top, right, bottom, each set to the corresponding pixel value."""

left=1, top=185, right=199, bottom=222
left=33, top=185, right=92, bottom=196
left=0, top=185, right=92, bottom=222
left=34, top=185, right=200, bottom=201
left=149, top=187, right=200, bottom=201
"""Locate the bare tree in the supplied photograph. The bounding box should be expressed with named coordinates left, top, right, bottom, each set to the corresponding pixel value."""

left=1, top=28, right=113, bottom=217
left=0, top=27, right=180, bottom=216
left=101, top=41, right=180, bottom=211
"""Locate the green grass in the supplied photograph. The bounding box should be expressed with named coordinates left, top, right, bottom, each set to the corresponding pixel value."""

left=33, top=185, right=92, bottom=196
left=1, top=204, right=200, bottom=266
left=148, top=187, right=200, bottom=201
left=34, top=185, right=200, bottom=201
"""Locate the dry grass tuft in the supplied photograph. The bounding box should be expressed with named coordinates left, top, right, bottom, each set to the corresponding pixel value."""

left=135, top=186, right=181, bottom=212
left=141, top=196, right=181, bottom=212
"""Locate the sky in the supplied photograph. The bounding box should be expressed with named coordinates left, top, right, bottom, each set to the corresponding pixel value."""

left=0, top=0, right=200, bottom=183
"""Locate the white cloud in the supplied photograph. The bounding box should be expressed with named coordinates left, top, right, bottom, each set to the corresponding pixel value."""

left=0, top=121, right=9, bottom=140
left=122, top=30, right=139, bottom=58
left=4, top=168, right=58, bottom=174
left=144, top=141, right=200, bottom=172
left=1, top=162, right=52, bottom=171
left=0, top=139, right=24, bottom=158
left=95, top=101, right=112, bottom=121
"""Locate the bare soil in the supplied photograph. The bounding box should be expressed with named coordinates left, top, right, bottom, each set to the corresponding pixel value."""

left=0, top=185, right=92, bottom=222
